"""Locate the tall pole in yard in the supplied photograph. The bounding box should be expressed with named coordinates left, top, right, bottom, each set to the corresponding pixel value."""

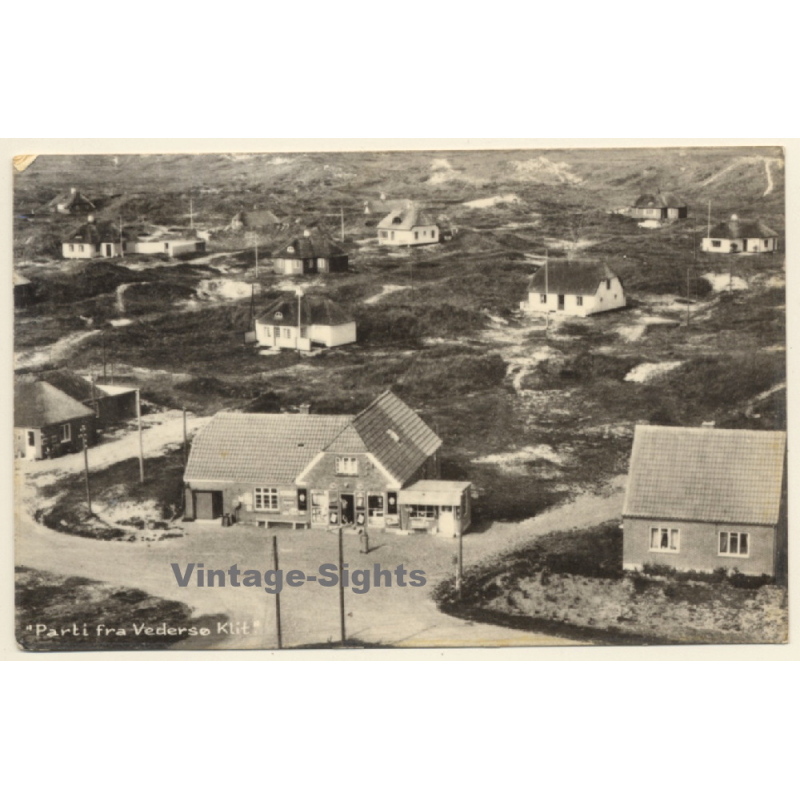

left=544, top=248, right=549, bottom=338
left=137, top=388, right=144, bottom=483
left=182, top=407, right=188, bottom=466
left=272, top=535, right=283, bottom=649
left=341, top=207, right=345, bottom=243
left=82, top=427, right=92, bottom=516
left=102, top=332, right=107, bottom=380
left=255, top=238, right=259, bottom=279
left=338, top=527, right=346, bottom=645
left=707, top=200, right=711, bottom=238
left=456, top=529, right=463, bottom=599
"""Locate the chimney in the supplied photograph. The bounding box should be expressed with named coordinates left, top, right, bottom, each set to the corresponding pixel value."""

left=730, top=214, right=738, bottom=221
left=298, top=403, right=311, bottom=415
left=303, top=228, right=311, bottom=238
left=701, top=421, right=716, bottom=428
left=70, top=187, right=77, bottom=196
left=87, top=214, right=95, bottom=223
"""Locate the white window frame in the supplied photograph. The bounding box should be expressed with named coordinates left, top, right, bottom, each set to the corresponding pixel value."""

left=649, top=526, right=680, bottom=553
left=254, top=487, right=279, bottom=511
left=576, top=295, right=583, bottom=306
left=59, top=423, right=71, bottom=443
left=719, top=530, right=750, bottom=558
left=409, top=505, right=437, bottom=519
left=335, top=456, right=358, bottom=476
left=540, top=294, right=547, bottom=304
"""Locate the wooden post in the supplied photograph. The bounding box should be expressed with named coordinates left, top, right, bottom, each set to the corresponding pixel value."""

left=338, top=527, right=346, bottom=645
left=341, top=207, right=345, bottom=243
left=456, top=528, right=463, bottom=599
left=82, top=432, right=92, bottom=516
left=255, top=238, right=259, bottom=279
left=136, top=388, right=144, bottom=483
left=544, top=249, right=549, bottom=338
left=182, top=407, right=188, bottom=466
left=102, top=332, right=107, bottom=380
left=272, top=535, right=283, bottom=650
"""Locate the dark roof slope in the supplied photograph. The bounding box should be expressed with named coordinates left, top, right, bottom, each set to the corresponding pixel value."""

left=708, top=216, right=779, bottom=240
left=377, top=204, right=437, bottom=231
left=46, top=189, right=96, bottom=213
left=623, top=425, right=786, bottom=526
left=64, top=219, right=124, bottom=245
left=256, top=294, right=354, bottom=327
left=273, top=229, right=345, bottom=260
left=184, top=413, right=352, bottom=484
left=633, top=192, right=686, bottom=209
left=15, top=381, right=96, bottom=429
left=349, top=391, right=441, bottom=484
left=528, top=260, right=619, bottom=295
left=40, top=369, right=132, bottom=403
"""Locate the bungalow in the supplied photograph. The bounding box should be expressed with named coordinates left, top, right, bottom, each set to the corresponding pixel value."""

left=701, top=215, right=779, bottom=254
left=626, top=192, right=687, bottom=221
left=522, top=260, right=626, bottom=317
left=377, top=205, right=439, bottom=246
left=42, top=369, right=138, bottom=428
left=14, top=379, right=97, bottom=460
left=183, top=390, right=472, bottom=537
left=622, top=425, right=787, bottom=578
left=46, top=187, right=96, bottom=215
left=254, top=293, right=356, bottom=351
left=62, top=216, right=125, bottom=259
left=272, top=228, right=349, bottom=275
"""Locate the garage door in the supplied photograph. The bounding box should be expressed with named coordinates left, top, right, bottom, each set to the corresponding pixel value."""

left=195, top=491, right=223, bottom=520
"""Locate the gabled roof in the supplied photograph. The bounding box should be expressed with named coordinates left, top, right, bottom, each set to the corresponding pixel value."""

left=377, top=204, right=437, bottom=231
left=623, top=425, right=786, bottom=526
left=40, top=369, right=134, bottom=404
left=14, top=272, right=31, bottom=286
left=47, top=189, right=96, bottom=213
left=14, top=381, right=96, bottom=429
left=236, top=209, right=281, bottom=228
left=349, top=391, right=441, bottom=484
left=633, top=192, right=686, bottom=209
left=64, top=219, right=123, bottom=245
left=273, top=228, right=346, bottom=260
left=528, top=260, right=619, bottom=296
left=707, top=216, right=779, bottom=240
left=184, top=413, right=353, bottom=484
left=256, top=294, right=354, bottom=328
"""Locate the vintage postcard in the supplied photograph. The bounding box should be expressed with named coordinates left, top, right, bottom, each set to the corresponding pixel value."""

left=12, top=145, right=788, bottom=652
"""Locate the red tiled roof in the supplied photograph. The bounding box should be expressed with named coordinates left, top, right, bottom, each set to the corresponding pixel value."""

left=350, top=391, right=441, bottom=484
left=623, top=425, right=786, bottom=526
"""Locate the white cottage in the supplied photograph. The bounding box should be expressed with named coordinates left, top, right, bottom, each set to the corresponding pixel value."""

left=255, top=293, right=356, bottom=351
left=62, top=216, right=125, bottom=259
left=377, top=205, right=439, bottom=246
left=522, top=260, right=626, bottom=317
left=701, top=215, right=779, bottom=254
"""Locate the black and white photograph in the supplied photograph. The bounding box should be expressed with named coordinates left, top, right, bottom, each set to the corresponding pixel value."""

left=11, top=144, right=788, bottom=652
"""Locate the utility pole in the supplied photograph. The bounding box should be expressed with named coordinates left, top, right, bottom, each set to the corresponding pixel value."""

left=82, top=427, right=92, bottom=516
left=341, top=207, right=345, bottom=243
left=249, top=284, right=255, bottom=330
left=296, top=288, right=304, bottom=351
left=182, top=407, right=188, bottom=466
left=254, top=236, right=259, bottom=279
left=338, top=527, right=346, bottom=645
left=544, top=248, right=549, bottom=338
left=102, top=332, right=107, bottom=380
left=272, top=535, right=283, bottom=649
left=707, top=200, right=711, bottom=238
left=456, top=529, right=463, bottom=599
left=136, top=388, right=144, bottom=483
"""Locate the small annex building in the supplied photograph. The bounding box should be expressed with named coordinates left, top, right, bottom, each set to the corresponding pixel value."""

left=42, top=369, right=138, bottom=428
left=701, top=215, right=779, bottom=254
left=522, top=260, right=626, bottom=317
left=254, top=293, right=356, bottom=351
left=62, top=216, right=125, bottom=259
left=14, top=379, right=97, bottom=460
left=272, top=228, right=348, bottom=275
left=183, top=390, right=472, bottom=537
left=622, top=425, right=787, bottom=578
left=626, top=192, right=687, bottom=221
left=377, top=205, right=439, bottom=246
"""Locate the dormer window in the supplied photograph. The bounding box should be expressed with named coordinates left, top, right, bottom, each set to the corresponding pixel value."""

left=287, top=245, right=295, bottom=254
left=392, top=216, right=402, bottom=225
left=274, top=311, right=283, bottom=320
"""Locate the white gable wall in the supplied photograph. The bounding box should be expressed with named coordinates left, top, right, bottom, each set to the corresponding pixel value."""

left=526, top=276, right=625, bottom=317
left=378, top=225, right=439, bottom=246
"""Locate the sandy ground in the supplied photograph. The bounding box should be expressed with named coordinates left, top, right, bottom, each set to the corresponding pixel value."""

left=14, top=416, right=628, bottom=651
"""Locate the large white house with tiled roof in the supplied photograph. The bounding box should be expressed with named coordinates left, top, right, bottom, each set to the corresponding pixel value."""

left=377, top=204, right=439, bottom=246
left=183, top=391, right=471, bottom=536
left=622, top=425, right=787, bottom=578
left=522, top=260, right=626, bottom=317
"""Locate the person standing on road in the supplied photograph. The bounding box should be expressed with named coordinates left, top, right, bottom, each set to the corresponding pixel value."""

left=358, top=527, right=369, bottom=554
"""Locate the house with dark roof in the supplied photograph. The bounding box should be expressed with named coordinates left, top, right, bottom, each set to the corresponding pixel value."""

left=62, top=215, right=126, bottom=259
left=377, top=204, right=439, bottom=246
left=272, top=228, right=348, bottom=274
left=701, top=215, right=779, bottom=254
left=625, top=192, right=687, bottom=221
left=46, top=188, right=96, bottom=215
left=622, top=426, right=787, bottom=578
left=230, top=208, right=282, bottom=231
left=42, top=369, right=138, bottom=427
left=254, top=293, right=356, bottom=351
left=183, top=391, right=471, bottom=536
left=14, top=380, right=97, bottom=460
left=522, top=260, right=626, bottom=317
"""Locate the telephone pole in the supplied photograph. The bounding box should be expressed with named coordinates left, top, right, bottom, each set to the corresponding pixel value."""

left=272, top=535, right=283, bottom=649
left=338, top=527, right=346, bottom=645
left=136, top=388, right=144, bottom=483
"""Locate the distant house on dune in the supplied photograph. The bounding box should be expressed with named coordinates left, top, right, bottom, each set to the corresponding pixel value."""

left=522, top=260, right=626, bottom=317
left=271, top=228, right=348, bottom=274
left=62, top=216, right=126, bottom=259
left=622, top=425, right=787, bottom=579
left=254, top=293, right=356, bottom=351
left=230, top=208, right=282, bottom=231
left=377, top=205, right=439, bottom=246
left=625, top=192, right=687, bottom=220
left=701, top=215, right=779, bottom=254
left=127, top=229, right=206, bottom=257
left=46, top=187, right=96, bottom=215
left=14, top=379, right=97, bottom=460
left=183, top=390, right=472, bottom=536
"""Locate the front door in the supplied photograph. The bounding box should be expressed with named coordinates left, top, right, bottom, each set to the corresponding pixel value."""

left=195, top=491, right=223, bottom=520
left=105, top=244, right=113, bottom=257
left=340, top=493, right=354, bottom=526
left=558, top=294, right=565, bottom=311
left=439, top=506, right=456, bottom=536
left=25, top=429, right=38, bottom=460
left=743, top=239, right=748, bottom=252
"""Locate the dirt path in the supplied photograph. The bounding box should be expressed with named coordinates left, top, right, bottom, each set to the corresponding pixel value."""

left=14, top=416, right=630, bottom=650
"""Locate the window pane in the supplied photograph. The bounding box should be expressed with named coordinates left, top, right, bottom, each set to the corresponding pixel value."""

left=740, top=533, right=748, bottom=555
left=730, top=532, right=739, bottom=554
left=670, top=530, right=679, bottom=551
left=660, top=529, right=669, bottom=550
left=651, top=528, right=659, bottom=548
left=719, top=532, right=728, bottom=553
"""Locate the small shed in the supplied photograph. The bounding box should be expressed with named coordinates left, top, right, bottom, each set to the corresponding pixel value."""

left=398, top=480, right=472, bottom=537
left=523, top=260, right=626, bottom=317
left=701, top=215, right=779, bottom=254
left=42, top=369, right=138, bottom=427
left=622, top=425, right=787, bottom=578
